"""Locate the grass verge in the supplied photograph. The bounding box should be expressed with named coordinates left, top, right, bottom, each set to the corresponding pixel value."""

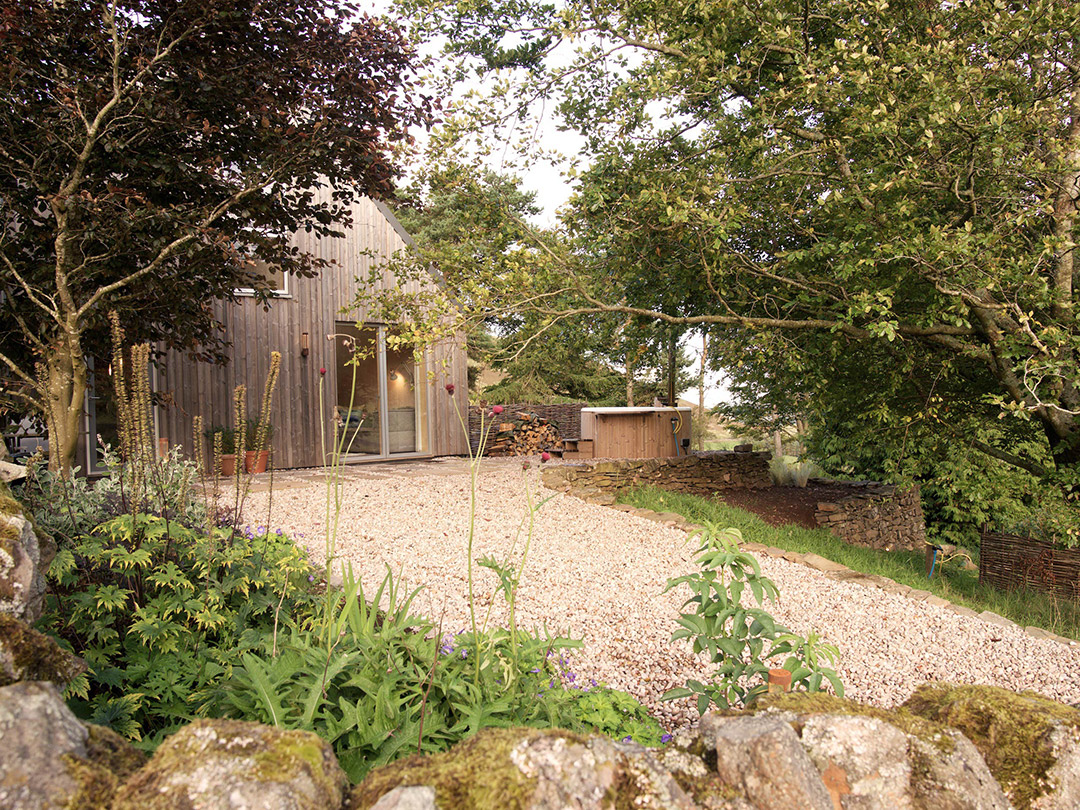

left=619, top=486, right=1080, bottom=641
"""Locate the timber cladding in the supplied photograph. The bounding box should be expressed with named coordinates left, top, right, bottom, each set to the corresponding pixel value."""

left=155, top=194, right=469, bottom=470
left=979, top=531, right=1080, bottom=601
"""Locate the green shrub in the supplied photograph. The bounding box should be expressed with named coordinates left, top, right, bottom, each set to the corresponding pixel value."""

left=664, top=523, right=842, bottom=712
left=43, top=515, right=317, bottom=746
left=17, top=446, right=207, bottom=544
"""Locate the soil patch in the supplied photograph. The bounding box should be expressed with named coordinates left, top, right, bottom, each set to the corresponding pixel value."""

left=713, top=481, right=867, bottom=530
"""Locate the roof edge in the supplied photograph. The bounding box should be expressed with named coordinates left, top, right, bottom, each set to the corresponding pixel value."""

left=370, top=198, right=417, bottom=249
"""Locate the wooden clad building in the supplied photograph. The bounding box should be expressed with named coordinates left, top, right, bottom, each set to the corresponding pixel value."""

left=82, top=193, right=469, bottom=472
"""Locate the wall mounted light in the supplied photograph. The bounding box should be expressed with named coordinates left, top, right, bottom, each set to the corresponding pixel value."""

left=300, top=332, right=310, bottom=358
left=389, top=369, right=399, bottom=381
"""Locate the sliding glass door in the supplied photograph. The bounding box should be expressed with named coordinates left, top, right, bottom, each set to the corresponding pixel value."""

left=334, top=323, right=430, bottom=459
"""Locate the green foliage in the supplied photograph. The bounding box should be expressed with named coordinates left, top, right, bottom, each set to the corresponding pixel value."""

left=215, top=567, right=664, bottom=782
left=664, top=524, right=841, bottom=712
left=768, top=456, right=822, bottom=489
left=564, top=686, right=667, bottom=747
left=43, top=515, right=317, bottom=746
left=17, top=447, right=206, bottom=545
left=389, top=0, right=1080, bottom=539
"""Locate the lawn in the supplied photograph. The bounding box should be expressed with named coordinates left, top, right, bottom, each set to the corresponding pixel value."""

left=619, top=486, right=1080, bottom=641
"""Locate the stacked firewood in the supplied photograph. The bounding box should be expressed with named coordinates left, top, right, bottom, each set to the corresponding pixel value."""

left=487, top=411, right=560, bottom=456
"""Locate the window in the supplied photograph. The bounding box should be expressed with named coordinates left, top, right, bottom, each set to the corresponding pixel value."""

left=235, top=257, right=289, bottom=297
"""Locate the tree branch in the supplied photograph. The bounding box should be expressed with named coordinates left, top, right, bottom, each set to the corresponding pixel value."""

left=970, top=438, right=1050, bottom=479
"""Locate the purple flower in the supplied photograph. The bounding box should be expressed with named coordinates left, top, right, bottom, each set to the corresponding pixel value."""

left=661, top=734, right=673, bottom=744
left=566, top=672, right=576, bottom=682
left=460, top=649, right=468, bottom=659
left=622, top=736, right=633, bottom=743
left=308, top=575, right=315, bottom=582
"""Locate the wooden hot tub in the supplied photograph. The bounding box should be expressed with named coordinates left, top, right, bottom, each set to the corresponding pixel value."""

left=571, top=407, right=692, bottom=459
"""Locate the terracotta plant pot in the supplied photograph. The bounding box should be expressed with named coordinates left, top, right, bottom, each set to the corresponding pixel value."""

left=218, top=454, right=237, bottom=477
left=245, top=450, right=270, bottom=474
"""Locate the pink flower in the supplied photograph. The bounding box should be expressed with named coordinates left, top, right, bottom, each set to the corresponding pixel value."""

left=540, top=452, right=551, bottom=462
left=319, top=367, right=326, bottom=376
left=492, top=405, right=504, bottom=415
left=445, top=383, right=455, bottom=395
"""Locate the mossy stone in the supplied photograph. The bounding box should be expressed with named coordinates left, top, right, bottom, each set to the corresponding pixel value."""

left=0, top=483, right=24, bottom=521
left=0, top=612, right=86, bottom=686
left=755, top=691, right=956, bottom=753
left=903, top=683, right=1080, bottom=809
left=350, top=727, right=551, bottom=810
left=352, top=727, right=698, bottom=810
left=85, top=722, right=148, bottom=781
left=113, top=719, right=347, bottom=810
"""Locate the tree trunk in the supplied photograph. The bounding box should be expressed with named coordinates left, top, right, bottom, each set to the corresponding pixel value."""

left=625, top=360, right=635, bottom=406
left=43, top=331, right=88, bottom=477
left=774, top=429, right=783, bottom=459
left=697, top=331, right=707, bottom=451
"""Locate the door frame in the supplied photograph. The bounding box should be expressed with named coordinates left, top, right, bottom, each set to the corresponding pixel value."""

left=335, top=321, right=433, bottom=463
left=83, top=355, right=160, bottom=475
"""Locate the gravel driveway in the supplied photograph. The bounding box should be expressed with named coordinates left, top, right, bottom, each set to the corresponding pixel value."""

left=244, top=459, right=1080, bottom=729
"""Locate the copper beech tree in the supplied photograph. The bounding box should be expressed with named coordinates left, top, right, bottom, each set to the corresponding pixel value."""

left=0, top=0, right=430, bottom=474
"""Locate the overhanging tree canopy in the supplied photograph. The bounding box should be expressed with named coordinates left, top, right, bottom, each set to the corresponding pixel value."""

left=0, top=0, right=429, bottom=473
left=390, top=0, right=1080, bottom=537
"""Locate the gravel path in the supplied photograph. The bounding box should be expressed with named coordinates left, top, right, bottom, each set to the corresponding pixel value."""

left=244, top=462, right=1080, bottom=729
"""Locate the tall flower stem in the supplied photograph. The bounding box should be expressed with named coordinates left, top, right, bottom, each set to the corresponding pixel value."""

left=449, top=390, right=485, bottom=689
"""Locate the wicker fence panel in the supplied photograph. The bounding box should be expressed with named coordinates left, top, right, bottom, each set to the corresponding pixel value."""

left=979, top=531, right=1080, bottom=601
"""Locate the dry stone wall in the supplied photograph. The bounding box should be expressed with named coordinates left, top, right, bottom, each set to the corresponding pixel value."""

left=814, top=484, right=925, bottom=552
left=8, top=680, right=1077, bottom=810
left=540, top=451, right=772, bottom=497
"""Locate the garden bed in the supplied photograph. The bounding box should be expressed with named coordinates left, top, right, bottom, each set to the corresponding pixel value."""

left=712, top=482, right=860, bottom=529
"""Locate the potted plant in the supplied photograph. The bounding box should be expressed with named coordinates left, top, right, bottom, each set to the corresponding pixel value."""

left=204, top=425, right=239, bottom=476
left=243, top=418, right=274, bottom=473
left=204, top=419, right=273, bottom=475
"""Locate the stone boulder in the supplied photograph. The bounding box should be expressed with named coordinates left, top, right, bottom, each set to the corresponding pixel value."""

left=755, top=691, right=1010, bottom=810
left=0, top=681, right=144, bottom=810
left=0, top=613, right=86, bottom=687
left=113, top=718, right=348, bottom=810
left=350, top=727, right=700, bottom=810
left=904, top=683, right=1080, bottom=810
left=0, top=481, right=54, bottom=622
left=698, top=714, right=834, bottom=810
left=0, top=460, right=27, bottom=484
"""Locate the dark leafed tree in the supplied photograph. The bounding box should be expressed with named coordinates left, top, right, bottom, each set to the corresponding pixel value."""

left=0, top=0, right=430, bottom=474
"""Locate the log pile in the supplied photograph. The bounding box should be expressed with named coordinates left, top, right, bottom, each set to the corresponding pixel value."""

left=487, top=411, right=560, bottom=456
